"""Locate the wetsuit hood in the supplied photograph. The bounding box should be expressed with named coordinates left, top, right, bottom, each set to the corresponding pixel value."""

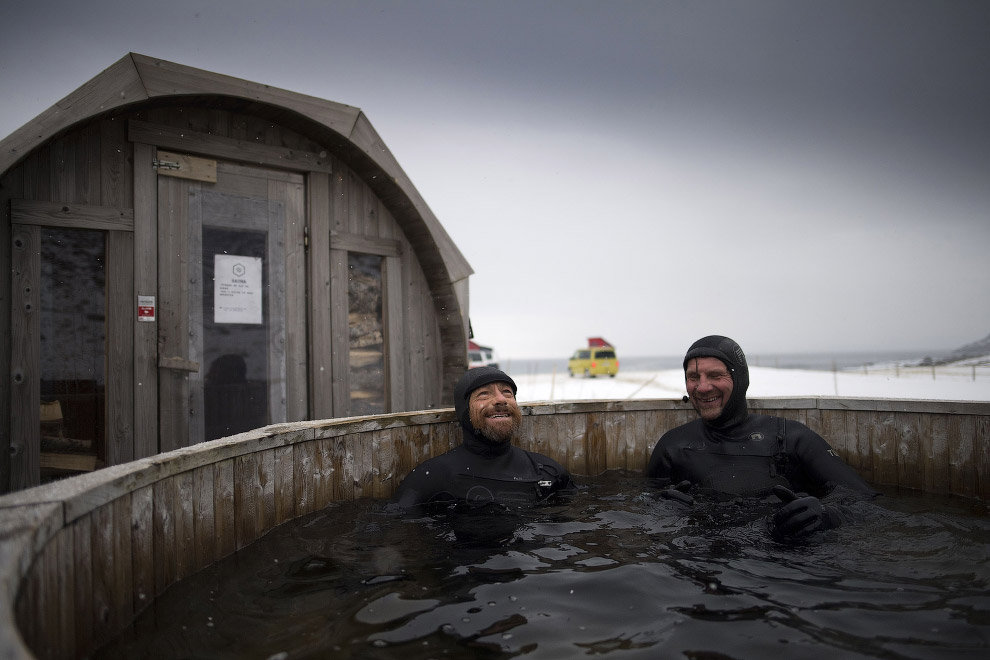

left=453, top=367, right=518, bottom=455
left=683, top=335, right=749, bottom=428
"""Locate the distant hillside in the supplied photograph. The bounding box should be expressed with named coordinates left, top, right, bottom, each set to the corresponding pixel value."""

left=944, top=333, right=990, bottom=363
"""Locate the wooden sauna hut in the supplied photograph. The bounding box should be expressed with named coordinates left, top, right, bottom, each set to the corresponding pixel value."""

left=0, top=53, right=473, bottom=493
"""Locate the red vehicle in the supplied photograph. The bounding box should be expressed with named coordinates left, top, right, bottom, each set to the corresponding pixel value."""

left=468, top=340, right=499, bottom=369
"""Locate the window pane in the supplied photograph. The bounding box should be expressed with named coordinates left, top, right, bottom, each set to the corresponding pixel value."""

left=202, top=227, right=269, bottom=440
left=348, top=253, right=385, bottom=414
left=40, top=228, right=105, bottom=465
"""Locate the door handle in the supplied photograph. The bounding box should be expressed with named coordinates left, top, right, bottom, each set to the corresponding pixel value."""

left=159, top=356, right=201, bottom=372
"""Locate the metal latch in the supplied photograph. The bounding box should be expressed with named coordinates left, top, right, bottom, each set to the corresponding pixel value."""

left=152, top=159, right=181, bottom=171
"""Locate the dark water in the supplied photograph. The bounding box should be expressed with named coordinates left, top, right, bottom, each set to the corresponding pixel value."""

left=504, top=350, right=948, bottom=377
left=94, top=474, right=990, bottom=660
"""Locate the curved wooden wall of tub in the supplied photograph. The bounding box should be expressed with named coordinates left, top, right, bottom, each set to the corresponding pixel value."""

left=0, top=397, right=987, bottom=659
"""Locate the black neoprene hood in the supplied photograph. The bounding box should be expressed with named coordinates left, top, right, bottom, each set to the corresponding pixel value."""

left=453, top=366, right=518, bottom=427
left=683, top=335, right=750, bottom=427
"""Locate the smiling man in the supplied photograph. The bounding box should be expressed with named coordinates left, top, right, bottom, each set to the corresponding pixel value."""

left=646, top=335, right=876, bottom=537
left=390, top=366, right=575, bottom=509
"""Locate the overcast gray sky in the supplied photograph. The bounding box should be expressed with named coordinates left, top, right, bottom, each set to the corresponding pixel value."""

left=2, top=0, right=988, bottom=358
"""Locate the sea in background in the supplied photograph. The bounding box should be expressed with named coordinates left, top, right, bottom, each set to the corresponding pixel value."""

left=501, top=349, right=948, bottom=378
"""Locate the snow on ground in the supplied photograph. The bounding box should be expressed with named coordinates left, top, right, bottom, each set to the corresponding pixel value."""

left=508, top=359, right=990, bottom=403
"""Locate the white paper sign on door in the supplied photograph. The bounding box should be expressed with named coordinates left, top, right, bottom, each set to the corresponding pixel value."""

left=214, top=254, right=263, bottom=324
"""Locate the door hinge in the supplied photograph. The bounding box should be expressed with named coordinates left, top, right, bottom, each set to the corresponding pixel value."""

left=304, top=225, right=310, bottom=248
left=153, top=158, right=181, bottom=171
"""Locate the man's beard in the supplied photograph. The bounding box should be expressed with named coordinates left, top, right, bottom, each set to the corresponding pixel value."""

left=470, top=403, right=522, bottom=443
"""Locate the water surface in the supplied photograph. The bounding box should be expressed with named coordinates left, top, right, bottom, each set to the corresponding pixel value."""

left=94, top=473, right=990, bottom=659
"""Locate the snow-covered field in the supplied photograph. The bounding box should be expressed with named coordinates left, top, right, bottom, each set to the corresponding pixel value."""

left=508, top=358, right=990, bottom=403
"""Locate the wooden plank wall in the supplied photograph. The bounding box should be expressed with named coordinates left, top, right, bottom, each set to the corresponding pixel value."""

left=7, top=399, right=990, bottom=659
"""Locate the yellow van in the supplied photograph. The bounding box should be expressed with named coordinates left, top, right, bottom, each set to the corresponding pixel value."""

left=568, top=346, right=619, bottom=378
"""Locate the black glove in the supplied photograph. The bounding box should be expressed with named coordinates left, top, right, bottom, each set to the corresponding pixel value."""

left=660, top=480, right=694, bottom=505
left=771, top=485, right=829, bottom=537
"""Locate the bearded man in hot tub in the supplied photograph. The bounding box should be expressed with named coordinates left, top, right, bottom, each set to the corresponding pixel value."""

left=390, top=366, right=576, bottom=508
left=647, top=335, right=877, bottom=538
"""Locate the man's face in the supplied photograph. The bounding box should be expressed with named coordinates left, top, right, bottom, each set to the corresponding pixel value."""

left=468, top=381, right=521, bottom=443
left=685, top=357, right=734, bottom=421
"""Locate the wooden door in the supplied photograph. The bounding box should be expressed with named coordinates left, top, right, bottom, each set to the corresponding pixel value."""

left=157, top=162, right=306, bottom=451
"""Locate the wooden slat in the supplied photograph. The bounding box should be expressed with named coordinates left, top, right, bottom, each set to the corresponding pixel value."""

left=213, top=459, right=236, bottom=559
left=372, top=429, right=397, bottom=499
left=79, top=122, right=102, bottom=205
left=329, top=248, right=351, bottom=416
left=50, top=133, right=74, bottom=205
left=10, top=224, right=41, bottom=489
left=192, top=465, right=216, bottom=572
left=91, top=503, right=115, bottom=646
left=107, top=230, right=135, bottom=465
left=152, top=478, right=177, bottom=596
left=101, top=117, right=131, bottom=209
left=277, top=178, right=308, bottom=422
left=55, top=526, right=75, bottom=660
left=307, top=172, right=333, bottom=419
left=128, top=119, right=334, bottom=174
left=234, top=450, right=276, bottom=549
left=977, top=416, right=990, bottom=501
left=235, top=454, right=259, bottom=550
left=72, top=515, right=94, bottom=658
left=871, top=412, right=898, bottom=487
left=132, top=142, right=159, bottom=460
left=267, top=196, right=288, bottom=424
left=385, top=254, right=405, bottom=413
left=352, top=432, right=374, bottom=499
left=401, top=238, right=427, bottom=411
left=555, top=413, right=587, bottom=476
left=259, top=450, right=276, bottom=537
left=174, top=471, right=195, bottom=582
left=0, top=167, right=19, bottom=491
left=315, top=437, right=336, bottom=510
left=293, top=441, right=318, bottom=516
left=330, top=231, right=401, bottom=257
left=112, top=496, right=134, bottom=632
left=897, top=412, right=925, bottom=492
left=584, top=412, right=608, bottom=476
left=330, top=437, right=353, bottom=503
left=11, top=199, right=134, bottom=231
left=603, top=411, right=628, bottom=472
left=274, top=445, right=295, bottom=525
left=949, top=415, right=977, bottom=499
left=157, top=176, right=190, bottom=451
left=130, top=485, right=154, bottom=615
left=925, top=414, right=951, bottom=495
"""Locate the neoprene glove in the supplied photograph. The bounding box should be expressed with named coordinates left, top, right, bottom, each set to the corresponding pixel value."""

left=660, top=480, right=694, bottom=505
left=771, top=485, right=836, bottom=537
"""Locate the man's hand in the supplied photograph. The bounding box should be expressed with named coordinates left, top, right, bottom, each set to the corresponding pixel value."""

left=660, top=480, right=694, bottom=505
left=771, top=485, right=827, bottom=537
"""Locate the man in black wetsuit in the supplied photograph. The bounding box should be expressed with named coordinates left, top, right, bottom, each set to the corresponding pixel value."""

left=646, top=335, right=876, bottom=537
left=390, top=366, right=576, bottom=509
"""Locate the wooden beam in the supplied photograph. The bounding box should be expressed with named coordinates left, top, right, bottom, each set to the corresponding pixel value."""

left=128, top=120, right=333, bottom=174
left=307, top=172, right=333, bottom=419
left=330, top=230, right=402, bottom=257
left=11, top=200, right=134, bottom=232
left=132, top=143, right=159, bottom=460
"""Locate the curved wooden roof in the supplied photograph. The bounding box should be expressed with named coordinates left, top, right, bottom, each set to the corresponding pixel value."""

left=1, top=53, right=472, bottom=283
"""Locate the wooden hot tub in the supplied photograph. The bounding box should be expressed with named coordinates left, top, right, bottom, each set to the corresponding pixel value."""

left=1, top=397, right=987, bottom=659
